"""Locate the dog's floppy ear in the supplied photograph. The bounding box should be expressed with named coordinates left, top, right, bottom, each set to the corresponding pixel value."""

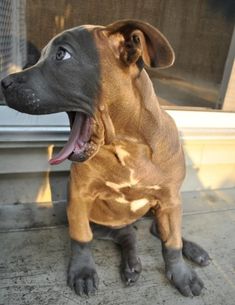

left=105, top=19, right=175, bottom=69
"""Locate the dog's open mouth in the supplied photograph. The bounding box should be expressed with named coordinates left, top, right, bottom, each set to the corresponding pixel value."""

left=49, top=112, right=97, bottom=165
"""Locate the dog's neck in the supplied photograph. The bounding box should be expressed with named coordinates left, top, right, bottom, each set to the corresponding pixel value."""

left=99, top=68, right=181, bottom=164
left=136, top=69, right=163, bottom=125
left=106, top=69, right=163, bottom=147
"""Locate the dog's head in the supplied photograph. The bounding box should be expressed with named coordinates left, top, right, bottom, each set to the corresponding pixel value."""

left=1, top=20, right=174, bottom=164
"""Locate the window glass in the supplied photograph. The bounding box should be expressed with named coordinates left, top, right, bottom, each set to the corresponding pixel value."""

left=0, top=0, right=234, bottom=110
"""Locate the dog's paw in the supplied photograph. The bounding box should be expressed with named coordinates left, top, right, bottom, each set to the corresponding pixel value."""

left=182, top=239, right=211, bottom=266
left=121, top=254, right=142, bottom=286
left=166, top=260, right=204, bottom=297
left=67, top=264, right=99, bottom=297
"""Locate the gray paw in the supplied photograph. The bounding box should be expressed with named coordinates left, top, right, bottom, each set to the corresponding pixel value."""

left=68, top=240, right=99, bottom=297
left=68, top=265, right=99, bottom=297
left=166, top=260, right=204, bottom=297
left=121, top=255, right=142, bottom=286
left=150, top=220, right=211, bottom=267
left=183, top=239, right=211, bottom=266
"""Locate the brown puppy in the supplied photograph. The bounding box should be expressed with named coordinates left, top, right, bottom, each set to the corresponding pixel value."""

left=1, top=20, right=210, bottom=298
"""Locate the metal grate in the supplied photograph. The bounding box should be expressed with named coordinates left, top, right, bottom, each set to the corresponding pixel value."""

left=0, top=0, right=27, bottom=101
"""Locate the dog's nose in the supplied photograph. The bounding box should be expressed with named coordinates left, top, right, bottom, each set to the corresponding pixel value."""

left=1, top=76, right=13, bottom=90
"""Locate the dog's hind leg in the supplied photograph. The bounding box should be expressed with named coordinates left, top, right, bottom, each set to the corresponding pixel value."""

left=150, top=219, right=211, bottom=266
left=153, top=195, right=206, bottom=297
left=92, top=223, right=142, bottom=286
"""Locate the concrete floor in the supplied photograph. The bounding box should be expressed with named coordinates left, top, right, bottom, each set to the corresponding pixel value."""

left=0, top=189, right=235, bottom=305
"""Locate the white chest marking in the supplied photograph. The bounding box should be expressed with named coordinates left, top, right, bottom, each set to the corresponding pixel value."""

left=146, top=185, right=161, bottom=190
left=115, top=195, right=129, bottom=204
left=115, top=146, right=130, bottom=166
left=130, top=199, right=149, bottom=212
left=105, top=168, right=139, bottom=192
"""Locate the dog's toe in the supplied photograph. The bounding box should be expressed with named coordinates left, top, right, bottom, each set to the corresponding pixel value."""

left=182, top=239, right=211, bottom=266
left=121, top=256, right=142, bottom=286
left=74, top=278, right=85, bottom=297
left=68, top=267, right=99, bottom=297
left=166, top=260, right=204, bottom=297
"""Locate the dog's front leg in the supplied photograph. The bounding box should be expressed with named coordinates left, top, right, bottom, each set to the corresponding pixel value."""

left=154, top=194, right=204, bottom=297
left=67, top=239, right=99, bottom=297
left=67, top=198, right=99, bottom=297
left=66, top=167, right=98, bottom=297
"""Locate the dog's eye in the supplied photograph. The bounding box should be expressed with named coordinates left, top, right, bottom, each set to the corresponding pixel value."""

left=56, top=47, right=71, bottom=60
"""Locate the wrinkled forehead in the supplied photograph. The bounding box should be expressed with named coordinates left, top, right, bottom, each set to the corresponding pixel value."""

left=54, top=25, right=99, bottom=42
left=42, top=25, right=103, bottom=56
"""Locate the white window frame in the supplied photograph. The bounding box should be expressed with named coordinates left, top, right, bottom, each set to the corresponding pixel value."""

left=1, top=106, right=235, bottom=146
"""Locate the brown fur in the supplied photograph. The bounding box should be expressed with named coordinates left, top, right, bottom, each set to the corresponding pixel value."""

left=67, top=21, right=185, bottom=250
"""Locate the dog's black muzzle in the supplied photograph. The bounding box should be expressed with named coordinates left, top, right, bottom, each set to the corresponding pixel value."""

left=1, top=68, right=52, bottom=115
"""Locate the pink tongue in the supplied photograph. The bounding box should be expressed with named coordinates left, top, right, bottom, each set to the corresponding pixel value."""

left=49, top=113, right=86, bottom=165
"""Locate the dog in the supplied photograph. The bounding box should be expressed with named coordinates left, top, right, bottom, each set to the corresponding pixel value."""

left=1, top=19, right=210, bottom=297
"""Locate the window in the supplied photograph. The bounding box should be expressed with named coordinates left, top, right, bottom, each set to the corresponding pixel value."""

left=1, top=1, right=235, bottom=200
left=0, top=0, right=235, bottom=111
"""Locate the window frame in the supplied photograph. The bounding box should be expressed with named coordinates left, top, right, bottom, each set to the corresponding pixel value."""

left=1, top=106, right=235, bottom=146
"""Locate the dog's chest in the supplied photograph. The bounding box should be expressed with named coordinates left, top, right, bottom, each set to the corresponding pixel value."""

left=89, top=141, right=162, bottom=227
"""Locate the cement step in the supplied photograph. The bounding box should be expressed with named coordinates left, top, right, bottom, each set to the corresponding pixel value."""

left=0, top=188, right=234, bottom=305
